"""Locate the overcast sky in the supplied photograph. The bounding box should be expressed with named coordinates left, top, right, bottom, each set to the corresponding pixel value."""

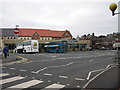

left=0, top=0, right=119, bottom=37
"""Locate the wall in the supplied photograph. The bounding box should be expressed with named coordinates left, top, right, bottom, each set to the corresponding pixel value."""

left=62, top=31, right=72, bottom=39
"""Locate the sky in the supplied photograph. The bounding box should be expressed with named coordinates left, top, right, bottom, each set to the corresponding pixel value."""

left=0, top=0, right=119, bottom=37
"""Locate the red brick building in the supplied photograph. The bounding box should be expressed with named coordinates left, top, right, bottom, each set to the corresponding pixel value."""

left=17, top=28, right=72, bottom=40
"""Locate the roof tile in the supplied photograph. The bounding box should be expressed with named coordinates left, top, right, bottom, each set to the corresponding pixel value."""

left=18, top=28, right=66, bottom=37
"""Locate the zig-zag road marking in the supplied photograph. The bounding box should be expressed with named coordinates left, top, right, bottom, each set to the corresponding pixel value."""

left=0, top=56, right=28, bottom=66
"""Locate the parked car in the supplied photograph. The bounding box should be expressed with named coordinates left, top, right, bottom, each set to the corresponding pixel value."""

left=99, top=47, right=106, bottom=50
left=88, top=47, right=92, bottom=51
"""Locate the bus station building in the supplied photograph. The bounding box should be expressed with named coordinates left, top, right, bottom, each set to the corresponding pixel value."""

left=0, top=28, right=91, bottom=52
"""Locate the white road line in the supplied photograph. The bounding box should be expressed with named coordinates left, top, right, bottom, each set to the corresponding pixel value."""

left=0, top=73, right=10, bottom=77
left=36, top=67, right=47, bottom=73
left=83, top=66, right=115, bottom=88
left=67, top=62, right=73, bottom=66
left=48, top=62, right=73, bottom=69
left=10, top=68, right=15, bottom=70
left=86, top=72, right=92, bottom=80
left=48, top=65, right=66, bottom=68
left=67, top=84, right=69, bottom=86
left=20, top=69, right=26, bottom=72
left=48, top=80, right=51, bottom=82
left=32, top=67, right=47, bottom=74
left=106, top=64, right=114, bottom=68
left=57, top=82, right=60, bottom=84
left=0, top=76, right=25, bottom=85
left=42, top=83, right=65, bottom=89
left=89, top=59, right=95, bottom=62
left=59, top=75, right=68, bottom=79
left=31, top=71, right=38, bottom=74
left=8, top=80, right=43, bottom=88
left=86, top=69, right=104, bottom=80
left=44, top=73, right=52, bottom=76
left=75, top=78, right=85, bottom=81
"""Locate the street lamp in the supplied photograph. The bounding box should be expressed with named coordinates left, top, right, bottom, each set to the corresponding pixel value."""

left=109, top=3, right=120, bottom=16
left=109, top=3, right=120, bottom=65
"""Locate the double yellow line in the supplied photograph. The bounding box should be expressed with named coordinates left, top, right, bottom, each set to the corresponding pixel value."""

left=16, top=56, right=28, bottom=63
left=1, top=56, right=28, bottom=66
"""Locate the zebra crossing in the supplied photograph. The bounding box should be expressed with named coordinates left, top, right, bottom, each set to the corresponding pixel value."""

left=0, top=73, right=66, bottom=89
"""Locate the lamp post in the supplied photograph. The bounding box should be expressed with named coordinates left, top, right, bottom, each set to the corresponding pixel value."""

left=109, top=3, right=120, bottom=16
left=109, top=3, right=120, bottom=65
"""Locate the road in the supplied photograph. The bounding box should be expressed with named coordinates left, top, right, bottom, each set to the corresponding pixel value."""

left=0, top=50, right=118, bottom=89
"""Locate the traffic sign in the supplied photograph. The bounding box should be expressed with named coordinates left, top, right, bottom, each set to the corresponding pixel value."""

left=14, top=28, right=20, bottom=34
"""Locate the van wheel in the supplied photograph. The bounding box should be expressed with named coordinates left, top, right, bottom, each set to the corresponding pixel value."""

left=23, top=50, right=26, bottom=54
left=15, top=50, right=17, bottom=53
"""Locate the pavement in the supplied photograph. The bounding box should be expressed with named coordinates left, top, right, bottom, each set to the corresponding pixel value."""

left=82, top=65, right=120, bottom=90
left=0, top=53, right=21, bottom=63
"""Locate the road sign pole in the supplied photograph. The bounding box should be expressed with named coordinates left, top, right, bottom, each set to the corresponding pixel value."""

left=14, top=25, right=19, bottom=55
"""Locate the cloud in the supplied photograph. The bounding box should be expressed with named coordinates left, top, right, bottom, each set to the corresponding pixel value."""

left=1, top=0, right=119, bottom=3
left=0, top=1, right=119, bottom=37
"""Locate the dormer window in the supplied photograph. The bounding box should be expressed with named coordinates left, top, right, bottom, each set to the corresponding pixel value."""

left=66, top=33, right=68, bottom=36
left=35, top=33, right=38, bottom=35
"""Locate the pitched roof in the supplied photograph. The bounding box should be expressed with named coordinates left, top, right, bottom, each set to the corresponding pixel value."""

left=18, top=28, right=66, bottom=37
left=0, top=28, right=14, bottom=36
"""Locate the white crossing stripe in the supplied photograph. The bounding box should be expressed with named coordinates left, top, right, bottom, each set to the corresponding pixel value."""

left=75, top=78, right=85, bottom=81
left=0, top=76, right=25, bottom=85
left=8, top=80, right=43, bottom=88
left=44, top=73, right=52, bottom=76
left=42, top=83, right=65, bottom=90
left=0, top=73, right=10, bottom=77
left=20, top=69, right=26, bottom=72
left=10, top=68, right=15, bottom=70
left=59, top=75, right=68, bottom=79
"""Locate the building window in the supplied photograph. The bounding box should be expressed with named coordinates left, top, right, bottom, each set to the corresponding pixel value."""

left=66, top=33, right=68, bottom=36
left=40, top=38, right=42, bottom=40
left=49, top=38, right=51, bottom=40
